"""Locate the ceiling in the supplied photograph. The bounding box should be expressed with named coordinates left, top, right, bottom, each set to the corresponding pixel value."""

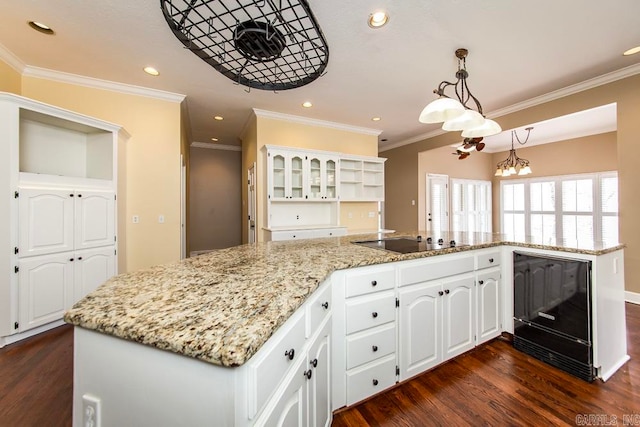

left=1, top=1, right=639, bottom=151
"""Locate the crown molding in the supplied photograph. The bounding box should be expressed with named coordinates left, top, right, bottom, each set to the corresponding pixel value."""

left=0, top=42, right=26, bottom=73
left=380, top=62, right=640, bottom=153
left=22, top=66, right=186, bottom=103
left=191, top=142, right=242, bottom=151
left=253, top=108, right=383, bottom=136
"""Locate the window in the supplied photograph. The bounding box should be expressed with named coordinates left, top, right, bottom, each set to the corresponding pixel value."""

left=451, top=179, right=492, bottom=233
left=500, top=172, right=618, bottom=244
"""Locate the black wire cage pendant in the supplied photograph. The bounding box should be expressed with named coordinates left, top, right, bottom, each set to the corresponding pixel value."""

left=160, top=0, right=330, bottom=91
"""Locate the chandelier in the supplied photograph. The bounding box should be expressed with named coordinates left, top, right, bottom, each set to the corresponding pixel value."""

left=419, top=48, right=501, bottom=137
left=495, top=127, right=533, bottom=177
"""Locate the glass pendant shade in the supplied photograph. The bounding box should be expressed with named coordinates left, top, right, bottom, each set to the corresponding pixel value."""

left=519, top=165, right=532, bottom=175
left=442, top=110, right=485, bottom=131
left=494, top=168, right=502, bottom=177
left=461, top=118, right=502, bottom=137
left=508, top=166, right=517, bottom=175
left=502, top=169, right=511, bottom=177
left=418, top=97, right=465, bottom=123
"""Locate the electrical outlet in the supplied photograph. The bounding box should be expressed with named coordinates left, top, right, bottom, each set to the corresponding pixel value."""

left=368, top=211, right=375, bottom=218
left=82, top=394, right=101, bottom=427
left=132, top=215, right=139, bottom=224
left=158, top=215, right=165, bottom=224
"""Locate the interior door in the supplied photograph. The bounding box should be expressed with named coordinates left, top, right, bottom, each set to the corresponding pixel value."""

left=248, top=162, right=257, bottom=244
left=426, top=174, right=449, bottom=234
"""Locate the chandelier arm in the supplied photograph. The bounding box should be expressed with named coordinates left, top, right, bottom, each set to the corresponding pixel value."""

left=434, top=79, right=459, bottom=97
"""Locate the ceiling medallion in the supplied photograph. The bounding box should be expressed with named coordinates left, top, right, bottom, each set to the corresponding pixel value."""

left=160, top=0, right=330, bottom=91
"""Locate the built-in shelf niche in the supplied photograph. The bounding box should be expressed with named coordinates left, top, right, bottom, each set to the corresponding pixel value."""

left=19, top=109, right=113, bottom=180
left=340, top=158, right=385, bottom=201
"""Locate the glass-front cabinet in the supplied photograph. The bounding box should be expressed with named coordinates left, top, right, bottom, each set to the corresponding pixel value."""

left=268, top=150, right=305, bottom=200
left=307, top=155, right=338, bottom=201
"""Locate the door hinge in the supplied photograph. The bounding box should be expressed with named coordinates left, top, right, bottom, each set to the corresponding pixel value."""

left=114, top=235, right=117, bottom=242
left=114, top=249, right=117, bottom=255
left=14, top=266, right=19, bottom=273
left=14, top=247, right=18, bottom=255
left=14, top=322, right=19, bottom=330
left=114, top=194, right=117, bottom=200
left=395, top=365, right=400, bottom=376
left=14, top=191, right=19, bottom=198
left=395, top=298, right=399, bottom=308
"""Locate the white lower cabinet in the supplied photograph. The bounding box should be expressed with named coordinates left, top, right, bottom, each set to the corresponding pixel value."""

left=398, top=274, right=475, bottom=381
left=476, top=267, right=501, bottom=345
left=18, top=247, right=115, bottom=332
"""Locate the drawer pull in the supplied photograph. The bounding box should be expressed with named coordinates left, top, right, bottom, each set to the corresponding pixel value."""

left=489, top=258, right=494, bottom=263
left=372, top=345, right=378, bottom=352
left=284, top=349, right=295, bottom=360
left=321, top=301, right=329, bottom=310
left=304, top=369, right=312, bottom=380
left=479, top=280, right=484, bottom=285
left=372, top=312, right=378, bottom=318
left=372, top=379, right=379, bottom=386
left=311, top=358, right=318, bottom=368
left=371, top=280, right=377, bottom=287
left=444, top=289, right=450, bottom=294
left=438, top=291, right=444, bottom=296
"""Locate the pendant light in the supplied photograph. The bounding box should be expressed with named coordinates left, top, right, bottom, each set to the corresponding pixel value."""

left=419, top=48, right=501, bottom=137
left=495, top=127, right=534, bottom=177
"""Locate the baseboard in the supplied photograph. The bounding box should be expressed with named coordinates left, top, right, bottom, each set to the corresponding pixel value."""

left=0, top=319, right=65, bottom=348
left=625, top=291, right=640, bottom=305
left=599, top=355, right=631, bottom=382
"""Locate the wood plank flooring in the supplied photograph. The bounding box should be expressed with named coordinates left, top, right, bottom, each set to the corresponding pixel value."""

left=0, top=304, right=638, bottom=427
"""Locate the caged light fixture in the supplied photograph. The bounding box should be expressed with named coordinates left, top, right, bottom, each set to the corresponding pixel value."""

left=419, top=48, right=501, bottom=137
left=495, top=127, right=534, bottom=177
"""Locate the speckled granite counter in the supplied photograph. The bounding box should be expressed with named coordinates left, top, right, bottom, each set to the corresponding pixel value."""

left=63, top=232, right=623, bottom=367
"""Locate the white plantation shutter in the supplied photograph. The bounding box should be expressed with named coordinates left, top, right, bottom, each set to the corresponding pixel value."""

left=427, top=174, right=449, bottom=233
left=600, top=173, right=619, bottom=243
left=450, top=179, right=491, bottom=233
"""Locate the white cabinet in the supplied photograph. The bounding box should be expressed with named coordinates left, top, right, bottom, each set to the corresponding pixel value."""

left=476, top=268, right=501, bottom=345
left=306, top=321, right=331, bottom=427
left=308, top=155, right=338, bottom=201
left=73, top=246, right=116, bottom=302
left=268, top=150, right=305, bottom=201
left=339, top=156, right=386, bottom=202
left=398, top=274, right=475, bottom=381
left=19, top=186, right=114, bottom=257
left=0, top=93, right=122, bottom=342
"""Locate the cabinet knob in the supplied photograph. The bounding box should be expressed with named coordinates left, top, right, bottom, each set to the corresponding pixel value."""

left=372, top=345, right=378, bottom=352
left=479, top=280, right=484, bottom=285
left=69, top=258, right=74, bottom=262
left=371, top=280, right=377, bottom=287
left=444, top=289, right=450, bottom=294
left=304, top=369, right=312, bottom=380
left=489, top=258, right=494, bottom=263
left=78, top=194, right=82, bottom=198
left=321, top=301, right=329, bottom=310
left=372, top=312, right=378, bottom=318
left=438, top=291, right=444, bottom=296
left=372, top=379, right=379, bottom=386
left=78, top=257, right=83, bottom=261
left=284, top=349, right=295, bottom=360
left=69, top=193, right=74, bottom=197
left=311, top=358, right=318, bottom=368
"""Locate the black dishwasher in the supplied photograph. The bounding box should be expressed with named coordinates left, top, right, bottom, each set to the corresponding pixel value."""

left=513, top=251, right=594, bottom=381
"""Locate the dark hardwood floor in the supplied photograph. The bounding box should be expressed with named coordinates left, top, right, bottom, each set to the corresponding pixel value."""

left=1, top=304, right=638, bottom=427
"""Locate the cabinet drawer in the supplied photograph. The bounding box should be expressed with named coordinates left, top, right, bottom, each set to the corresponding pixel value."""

left=344, top=265, right=395, bottom=298
left=346, top=323, right=396, bottom=370
left=345, top=292, right=395, bottom=335
left=248, top=310, right=306, bottom=418
left=399, top=256, right=474, bottom=287
left=306, top=282, right=332, bottom=338
left=346, top=354, right=397, bottom=406
left=477, top=251, right=501, bottom=270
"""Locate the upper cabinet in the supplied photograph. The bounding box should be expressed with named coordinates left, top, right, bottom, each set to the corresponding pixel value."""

left=307, top=154, right=338, bottom=201
left=269, top=150, right=305, bottom=200
left=340, top=156, right=386, bottom=202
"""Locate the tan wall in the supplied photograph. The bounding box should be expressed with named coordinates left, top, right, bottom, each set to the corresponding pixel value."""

left=251, top=115, right=380, bottom=241
left=0, top=59, right=21, bottom=94
left=417, top=145, right=495, bottom=232
left=383, top=73, right=640, bottom=294
left=189, top=147, right=241, bottom=251
left=22, top=76, right=183, bottom=272
left=490, top=132, right=617, bottom=231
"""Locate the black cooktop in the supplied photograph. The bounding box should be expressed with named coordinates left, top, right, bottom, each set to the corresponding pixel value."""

left=353, top=237, right=466, bottom=254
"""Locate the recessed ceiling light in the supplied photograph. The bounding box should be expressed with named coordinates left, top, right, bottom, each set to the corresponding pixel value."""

left=623, top=46, right=640, bottom=56
left=211, top=138, right=219, bottom=142
left=143, top=66, right=160, bottom=76
left=214, top=116, right=224, bottom=121
left=302, top=101, right=313, bottom=108
left=28, top=21, right=55, bottom=35
left=368, top=11, right=389, bottom=28
left=372, top=117, right=381, bottom=121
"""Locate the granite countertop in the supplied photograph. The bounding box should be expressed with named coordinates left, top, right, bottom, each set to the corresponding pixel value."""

left=63, top=232, right=623, bottom=367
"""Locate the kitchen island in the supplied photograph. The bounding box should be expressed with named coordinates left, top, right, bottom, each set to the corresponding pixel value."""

left=64, top=232, right=628, bottom=426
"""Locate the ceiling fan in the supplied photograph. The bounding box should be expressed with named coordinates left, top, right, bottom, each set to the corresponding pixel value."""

left=452, top=137, right=485, bottom=160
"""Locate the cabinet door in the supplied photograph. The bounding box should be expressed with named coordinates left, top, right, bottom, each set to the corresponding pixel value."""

left=477, top=269, right=501, bottom=345
left=19, top=253, right=73, bottom=331
left=324, top=158, right=337, bottom=200
left=308, top=321, right=331, bottom=427
left=308, top=156, right=323, bottom=200
left=270, top=152, right=287, bottom=200
left=19, top=187, right=74, bottom=257
left=74, top=190, right=115, bottom=250
left=442, top=275, right=475, bottom=361
left=289, top=154, right=305, bottom=200
left=399, top=281, right=442, bottom=380
left=260, top=360, right=308, bottom=427
left=74, top=247, right=115, bottom=302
